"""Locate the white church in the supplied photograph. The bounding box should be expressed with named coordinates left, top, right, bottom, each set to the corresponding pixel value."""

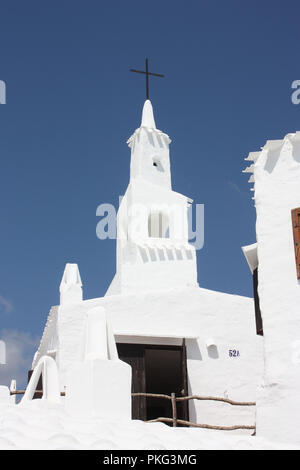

left=32, top=99, right=262, bottom=427
left=1, top=97, right=300, bottom=449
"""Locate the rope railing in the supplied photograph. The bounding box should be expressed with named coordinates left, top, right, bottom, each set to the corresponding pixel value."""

left=132, top=392, right=256, bottom=407
left=146, top=418, right=255, bottom=431
left=11, top=389, right=256, bottom=431
left=132, top=392, right=256, bottom=430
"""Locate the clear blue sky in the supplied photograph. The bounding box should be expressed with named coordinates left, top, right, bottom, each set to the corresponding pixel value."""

left=0, top=0, right=300, bottom=384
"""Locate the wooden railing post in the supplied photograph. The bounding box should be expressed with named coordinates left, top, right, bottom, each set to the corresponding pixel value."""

left=171, top=393, right=177, bottom=427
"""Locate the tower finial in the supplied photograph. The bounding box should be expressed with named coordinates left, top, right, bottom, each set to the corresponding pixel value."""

left=59, top=263, right=82, bottom=305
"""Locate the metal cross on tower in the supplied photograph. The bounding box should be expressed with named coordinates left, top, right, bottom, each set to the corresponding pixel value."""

left=130, top=58, right=164, bottom=100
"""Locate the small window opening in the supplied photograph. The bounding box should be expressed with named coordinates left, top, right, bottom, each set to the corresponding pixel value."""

left=152, top=158, right=164, bottom=172
left=148, top=212, right=170, bottom=238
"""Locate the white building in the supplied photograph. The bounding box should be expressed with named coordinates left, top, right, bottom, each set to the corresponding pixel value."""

left=32, top=99, right=263, bottom=431
left=242, top=132, right=300, bottom=444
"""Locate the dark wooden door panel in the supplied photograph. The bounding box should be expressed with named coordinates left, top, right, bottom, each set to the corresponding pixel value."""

left=180, top=340, right=189, bottom=422
left=117, top=343, right=146, bottom=420
left=292, top=208, right=300, bottom=279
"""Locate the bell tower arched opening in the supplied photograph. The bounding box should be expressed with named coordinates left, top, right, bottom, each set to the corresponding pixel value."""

left=148, top=211, right=170, bottom=238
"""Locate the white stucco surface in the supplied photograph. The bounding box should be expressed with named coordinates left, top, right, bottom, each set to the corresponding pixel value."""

left=33, top=286, right=263, bottom=433
left=0, top=386, right=9, bottom=404
left=66, top=359, right=132, bottom=420
left=0, top=400, right=298, bottom=450
left=65, top=306, right=132, bottom=420
left=244, top=131, right=300, bottom=444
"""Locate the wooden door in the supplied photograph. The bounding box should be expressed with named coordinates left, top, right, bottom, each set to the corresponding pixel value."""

left=117, top=342, right=189, bottom=423
left=117, top=343, right=147, bottom=420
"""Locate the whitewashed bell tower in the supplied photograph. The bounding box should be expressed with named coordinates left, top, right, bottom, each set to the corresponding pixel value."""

left=106, top=99, right=198, bottom=295
left=128, top=100, right=171, bottom=189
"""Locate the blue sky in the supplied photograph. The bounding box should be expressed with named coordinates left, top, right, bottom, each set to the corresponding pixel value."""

left=1, top=0, right=300, bottom=385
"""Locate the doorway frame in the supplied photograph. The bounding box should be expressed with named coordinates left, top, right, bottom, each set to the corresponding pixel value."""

left=116, top=341, right=189, bottom=422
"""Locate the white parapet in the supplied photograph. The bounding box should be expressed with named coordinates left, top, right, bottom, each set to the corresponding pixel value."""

left=65, top=359, right=132, bottom=420
left=65, top=306, right=132, bottom=420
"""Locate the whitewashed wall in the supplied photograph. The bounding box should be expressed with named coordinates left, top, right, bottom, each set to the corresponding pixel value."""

left=251, top=133, right=300, bottom=444
left=35, top=287, right=263, bottom=433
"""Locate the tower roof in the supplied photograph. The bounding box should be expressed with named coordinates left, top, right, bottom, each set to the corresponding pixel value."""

left=60, top=263, right=82, bottom=289
left=141, top=100, right=156, bottom=129
left=59, top=263, right=83, bottom=305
